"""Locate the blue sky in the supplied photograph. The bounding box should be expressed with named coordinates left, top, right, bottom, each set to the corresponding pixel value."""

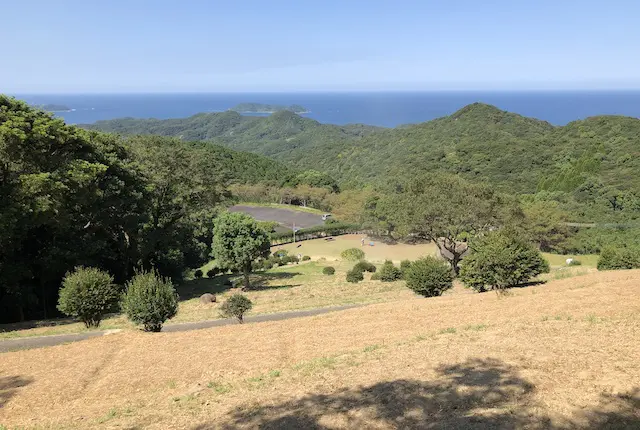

left=2, top=0, right=639, bottom=93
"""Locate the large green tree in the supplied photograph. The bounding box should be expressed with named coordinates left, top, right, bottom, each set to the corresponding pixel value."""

left=374, top=174, right=520, bottom=274
left=212, top=212, right=271, bottom=290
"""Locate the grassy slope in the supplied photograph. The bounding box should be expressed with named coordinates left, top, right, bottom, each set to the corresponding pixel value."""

left=1, top=270, right=639, bottom=428
left=0, top=236, right=598, bottom=339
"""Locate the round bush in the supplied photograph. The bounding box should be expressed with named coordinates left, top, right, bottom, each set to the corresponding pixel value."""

left=404, top=257, right=453, bottom=297
left=597, top=246, right=640, bottom=270
left=122, top=270, right=178, bottom=332
left=460, top=231, right=550, bottom=292
left=194, top=269, right=203, bottom=279
left=346, top=269, right=364, bottom=283
left=379, top=261, right=403, bottom=282
left=57, top=267, right=119, bottom=328
left=220, top=294, right=253, bottom=323
left=206, top=268, right=219, bottom=278
left=341, top=248, right=365, bottom=261
left=322, top=266, right=336, bottom=275
left=400, top=260, right=412, bottom=271
left=353, top=260, right=376, bottom=273
left=302, top=255, right=311, bottom=261
left=371, top=272, right=381, bottom=280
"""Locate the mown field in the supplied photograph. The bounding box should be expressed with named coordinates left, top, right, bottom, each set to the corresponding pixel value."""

left=1, top=270, right=639, bottom=429
left=0, top=236, right=598, bottom=340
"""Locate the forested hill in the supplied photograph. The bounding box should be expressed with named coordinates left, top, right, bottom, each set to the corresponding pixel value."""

left=84, top=103, right=640, bottom=195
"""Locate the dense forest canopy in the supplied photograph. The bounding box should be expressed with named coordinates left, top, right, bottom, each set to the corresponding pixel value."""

left=86, top=103, right=640, bottom=223
left=0, top=96, right=332, bottom=323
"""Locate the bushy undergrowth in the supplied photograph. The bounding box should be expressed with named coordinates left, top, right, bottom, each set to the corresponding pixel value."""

left=121, top=270, right=178, bottom=332
left=379, top=260, right=403, bottom=282
left=341, top=248, right=365, bottom=261
left=404, top=257, right=453, bottom=297
left=220, top=294, right=253, bottom=323
left=597, top=246, right=640, bottom=270
left=322, top=266, right=336, bottom=275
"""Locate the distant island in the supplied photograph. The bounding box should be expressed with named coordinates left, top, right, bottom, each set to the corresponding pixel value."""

left=229, top=103, right=309, bottom=114
left=35, top=104, right=73, bottom=112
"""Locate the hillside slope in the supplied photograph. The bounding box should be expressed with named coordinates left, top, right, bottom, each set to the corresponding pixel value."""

left=85, top=104, right=640, bottom=194
left=1, top=270, right=639, bottom=428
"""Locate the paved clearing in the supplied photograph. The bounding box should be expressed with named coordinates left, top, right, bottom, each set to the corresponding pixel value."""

left=0, top=304, right=360, bottom=353
left=229, top=204, right=324, bottom=229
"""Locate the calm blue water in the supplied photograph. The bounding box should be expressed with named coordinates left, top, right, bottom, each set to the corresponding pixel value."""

left=13, top=92, right=640, bottom=127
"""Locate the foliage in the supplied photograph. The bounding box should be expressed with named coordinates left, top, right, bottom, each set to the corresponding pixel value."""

left=220, top=294, right=253, bottom=323
left=56, top=267, right=119, bottom=328
left=370, top=272, right=381, bottom=280
left=567, top=259, right=582, bottom=266
left=404, top=257, right=454, bottom=297
left=302, top=255, right=311, bottom=261
left=346, top=269, right=364, bottom=283
left=379, top=261, right=403, bottom=282
left=212, top=212, right=271, bottom=290
left=121, top=270, right=178, bottom=332
left=322, top=266, right=335, bottom=275
left=341, top=248, right=366, bottom=262
left=273, top=250, right=288, bottom=258
left=194, top=269, right=203, bottom=279
left=459, top=231, right=550, bottom=292
left=371, top=174, right=518, bottom=274
left=206, top=267, right=220, bottom=278
left=353, top=260, right=376, bottom=273
left=270, top=223, right=360, bottom=245
left=597, top=247, right=640, bottom=270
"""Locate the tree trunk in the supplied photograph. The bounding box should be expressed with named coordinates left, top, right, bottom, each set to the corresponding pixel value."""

left=242, top=270, right=250, bottom=291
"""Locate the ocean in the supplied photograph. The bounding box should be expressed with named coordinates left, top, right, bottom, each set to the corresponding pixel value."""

left=13, top=91, right=640, bottom=128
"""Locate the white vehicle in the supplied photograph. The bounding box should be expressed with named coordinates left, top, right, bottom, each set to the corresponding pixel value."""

left=321, top=213, right=331, bottom=220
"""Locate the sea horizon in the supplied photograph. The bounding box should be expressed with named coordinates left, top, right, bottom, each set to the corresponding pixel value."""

left=9, top=90, right=640, bottom=127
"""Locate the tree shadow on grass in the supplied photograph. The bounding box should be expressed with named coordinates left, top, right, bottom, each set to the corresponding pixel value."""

left=0, top=317, right=79, bottom=334
left=0, top=375, right=33, bottom=407
left=577, top=388, right=640, bottom=429
left=194, top=358, right=548, bottom=429
left=176, top=272, right=303, bottom=300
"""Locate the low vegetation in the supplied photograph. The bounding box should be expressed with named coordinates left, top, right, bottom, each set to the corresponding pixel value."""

left=346, top=269, right=364, bottom=283
left=379, top=260, right=403, bottom=282
left=597, top=246, right=640, bottom=270
left=459, top=231, right=550, bottom=292
left=404, top=257, right=453, bottom=297
left=220, top=294, right=253, bottom=323
left=56, top=267, right=119, bottom=328
left=322, top=266, right=336, bottom=275
left=121, top=270, right=178, bottom=332
left=340, top=247, right=366, bottom=261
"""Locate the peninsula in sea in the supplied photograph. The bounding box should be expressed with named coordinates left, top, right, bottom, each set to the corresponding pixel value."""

left=35, top=103, right=73, bottom=112
left=229, top=103, right=309, bottom=114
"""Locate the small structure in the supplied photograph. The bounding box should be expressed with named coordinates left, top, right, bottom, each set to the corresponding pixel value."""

left=199, top=293, right=216, bottom=304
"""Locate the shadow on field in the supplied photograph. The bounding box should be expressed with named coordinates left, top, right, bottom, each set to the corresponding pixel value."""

left=176, top=272, right=303, bottom=300
left=0, top=375, right=33, bottom=407
left=194, top=358, right=544, bottom=429
left=192, top=358, right=640, bottom=430
left=0, top=317, right=78, bottom=334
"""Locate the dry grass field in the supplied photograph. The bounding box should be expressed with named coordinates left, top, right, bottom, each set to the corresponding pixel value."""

left=1, top=270, right=639, bottom=429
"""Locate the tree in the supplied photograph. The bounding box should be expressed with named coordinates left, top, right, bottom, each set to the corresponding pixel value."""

left=459, top=230, right=550, bottom=293
left=404, top=257, right=453, bottom=297
left=212, top=212, right=271, bottom=290
left=376, top=174, right=518, bottom=275
left=521, top=201, right=572, bottom=252
left=220, top=294, right=253, bottom=323
left=57, top=267, right=120, bottom=328
left=597, top=246, right=640, bottom=270
left=121, top=270, right=178, bottom=332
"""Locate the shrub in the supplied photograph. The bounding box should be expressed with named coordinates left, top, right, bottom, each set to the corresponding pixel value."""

left=346, top=269, right=364, bottom=283
left=400, top=260, right=412, bottom=271
left=566, top=259, right=582, bottom=266
left=597, top=246, right=640, bottom=270
left=273, top=249, right=288, bottom=258
left=194, top=269, right=203, bottom=279
left=57, top=267, right=119, bottom=328
left=371, top=272, right=381, bottom=280
left=404, top=257, right=453, bottom=297
left=379, top=260, right=402, bottom=282
left=220, top=294, right=253, bottom=323
left=353, top=260, right=376, bottom=273
left=121, top=270, right=178, bottom=332
left=341, top=248, right=365, bottom=261
left=459, top=230, right=550, bottom=293
left=322, top=266, right=335, bottom=275
left=302, top=255, right=311, bottom=261
left=206, top=267, right=220, bottom=278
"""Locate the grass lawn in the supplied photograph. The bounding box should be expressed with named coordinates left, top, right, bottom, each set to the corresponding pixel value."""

left=2, top=269, right=639, bottom=429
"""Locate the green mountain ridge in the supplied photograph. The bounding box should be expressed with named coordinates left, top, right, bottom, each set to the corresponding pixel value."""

left=83, top=103, right=640, bottom=194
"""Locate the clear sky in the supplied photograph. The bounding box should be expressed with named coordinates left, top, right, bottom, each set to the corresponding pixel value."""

left=2, top=0, right=639, bottom=93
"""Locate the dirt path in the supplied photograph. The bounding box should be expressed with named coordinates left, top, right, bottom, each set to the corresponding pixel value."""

left=0, top=304, right=361, bottom=353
